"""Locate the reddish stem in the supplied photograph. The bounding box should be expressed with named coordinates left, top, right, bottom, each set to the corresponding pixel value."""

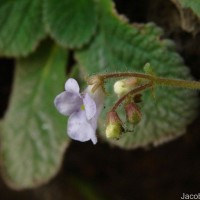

left=111, top=82, right=153, bottom=112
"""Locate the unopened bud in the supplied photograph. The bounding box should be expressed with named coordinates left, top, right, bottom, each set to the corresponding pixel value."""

left=124, top=103, right=142, bottom=124
left=114, top=78, right=138, bottom=97
left=87, top=75, right=104, bottom=93
left=105, top=111, right=123, bottom=139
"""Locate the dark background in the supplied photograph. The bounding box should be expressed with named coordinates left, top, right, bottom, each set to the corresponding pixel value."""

left=1, top=0, right=200, bottom=199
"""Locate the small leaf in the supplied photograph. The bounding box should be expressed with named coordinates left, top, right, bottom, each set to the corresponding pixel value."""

left=76, top=0, right=199, bottom=149
left=0, top=41, right=70, bottom=189
left=44, top=0, right=97, bottom=48
left=0, top=0, right=46, bottom=57
left=143, top=63, right=155, bottom=76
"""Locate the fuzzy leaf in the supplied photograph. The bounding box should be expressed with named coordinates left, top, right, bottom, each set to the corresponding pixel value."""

left=0, top=41, right=70, bottom=189
left=0, top=0, right=46, bottom=57
left=76, top=0, right=199, bottom=149
left=44, top=0, right=97, bottom=48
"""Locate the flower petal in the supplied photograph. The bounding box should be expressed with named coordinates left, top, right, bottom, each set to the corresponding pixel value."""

left=83, top=93, right=96, bottom=120
left=54, top=91, right=82, bottom=116
left=67, top=110, right=97, bottom=144
left=89, top=113, right=98, bottom=131
left=65, top=78, right=80, bottom=94
left=85, top=85, right=105, bottom=115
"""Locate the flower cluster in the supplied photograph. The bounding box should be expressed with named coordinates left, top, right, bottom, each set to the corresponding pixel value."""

left=54, top=67, right=200, bottom=145
left=54, top=76, right=145, bottom=144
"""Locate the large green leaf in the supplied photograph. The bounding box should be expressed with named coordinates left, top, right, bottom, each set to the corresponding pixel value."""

left=76, top=0, right=199, bottom=149
left=0, top=0, right=46, bottom=57
left=44, top=0, right=97, bottom=48
left=0, top=41, right=70, bottom=189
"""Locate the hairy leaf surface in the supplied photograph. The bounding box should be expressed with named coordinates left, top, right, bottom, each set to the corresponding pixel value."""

left=0, top=0, right=45, bottom=56
left=44, top=0, right=97, bottom=48
left=1, top=41, right=70, bottom=189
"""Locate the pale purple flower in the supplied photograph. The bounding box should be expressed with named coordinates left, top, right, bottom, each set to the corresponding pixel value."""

left=54, top=78, right=104, bottom=144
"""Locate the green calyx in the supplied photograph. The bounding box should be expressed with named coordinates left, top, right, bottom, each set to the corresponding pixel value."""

left=105, top=111, right=123, bottom=139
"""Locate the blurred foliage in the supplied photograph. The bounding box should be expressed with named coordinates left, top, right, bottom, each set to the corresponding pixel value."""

left=0, top=0, right=199, bottom=190
left=1, top=41, right=70, bottom=189
left=171, top=0, right=200, bottom=34
left=173, top=0, right=200, bottom=18
left=0, top=0, right=45, bottom=56
left=44, top=0, right=97, bottom=48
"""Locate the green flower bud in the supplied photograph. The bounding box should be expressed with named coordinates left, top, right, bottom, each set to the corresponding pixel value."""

left=114, top=78, right=138, bottom=97
left=124, top=102, right=142, bottom=124
left=105, top=111, right=123, bottom=139
left=143, top=63, right=155, bottom=76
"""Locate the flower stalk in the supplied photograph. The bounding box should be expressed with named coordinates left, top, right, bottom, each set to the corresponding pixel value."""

left=153, top=77, right=200, bottom=90
left=89, top=72, right=200, bottom=90
left=88, top=72, right=200, bottom=112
